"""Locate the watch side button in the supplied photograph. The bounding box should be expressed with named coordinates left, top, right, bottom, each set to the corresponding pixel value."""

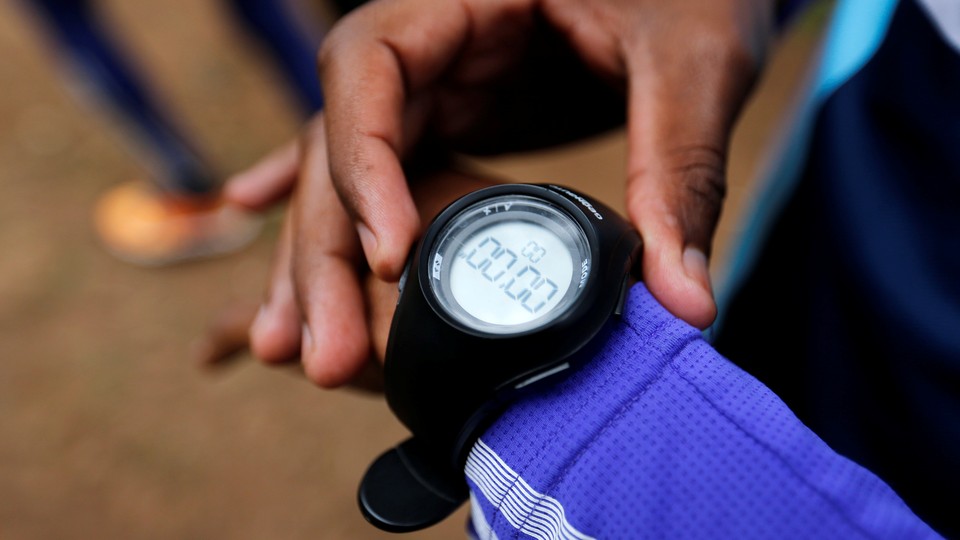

left=615, top=274, right=630, bottom=316
left=398, top=264, right=410, bottom=294
left=398, top=247, right=417, bottom=295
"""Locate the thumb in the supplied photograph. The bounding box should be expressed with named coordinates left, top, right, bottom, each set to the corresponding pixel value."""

left=623, top=36, right=759, bottom=329
left=626, top=142, right=724, bottom=330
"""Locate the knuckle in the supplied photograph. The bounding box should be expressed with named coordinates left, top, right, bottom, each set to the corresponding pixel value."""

left=317, top=2, right=381, bottom=76
left=317, top=14, right=364, bottom=76
left=670, top=144, right=727, bottom=211
left=690, top=25, right=760, bottom=79
left=316, top=29, right=342, bottom=75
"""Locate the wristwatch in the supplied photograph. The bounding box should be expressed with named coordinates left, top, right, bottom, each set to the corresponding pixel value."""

left=358, top=184, right=642, bottom=532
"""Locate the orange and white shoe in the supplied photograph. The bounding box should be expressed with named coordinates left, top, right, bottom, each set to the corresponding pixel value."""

left=93, top=181, right=262, bottom=266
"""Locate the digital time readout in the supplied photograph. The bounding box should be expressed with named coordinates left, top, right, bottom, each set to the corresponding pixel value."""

left=448, top=221, right=575, bottom=326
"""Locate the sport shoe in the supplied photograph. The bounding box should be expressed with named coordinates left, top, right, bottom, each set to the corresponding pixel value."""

left=93, top=181, right=262, bottom=266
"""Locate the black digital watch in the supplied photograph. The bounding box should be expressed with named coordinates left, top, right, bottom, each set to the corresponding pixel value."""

left=358, top=184, right=642, bottom=532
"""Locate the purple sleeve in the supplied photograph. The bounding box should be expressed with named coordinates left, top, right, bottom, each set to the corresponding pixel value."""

left=465, top=284, right=940, bottom=539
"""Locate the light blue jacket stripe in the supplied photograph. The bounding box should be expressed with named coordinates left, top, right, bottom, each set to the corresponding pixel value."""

left=712, top=0, right=900, bottom=335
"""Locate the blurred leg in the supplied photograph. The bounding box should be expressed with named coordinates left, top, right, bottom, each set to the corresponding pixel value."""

left=23, top=0, right=215, bottom=194
left=225, top=0, right=325, bottom=114
left=22, top=0, right=264, bottom=265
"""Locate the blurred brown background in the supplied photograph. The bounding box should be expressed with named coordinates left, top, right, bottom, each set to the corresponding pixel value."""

left=0, top=1, right=826, bottom=538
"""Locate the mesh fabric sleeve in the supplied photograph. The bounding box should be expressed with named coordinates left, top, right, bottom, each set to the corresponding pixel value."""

left=465, top=283, right=940, bottom=540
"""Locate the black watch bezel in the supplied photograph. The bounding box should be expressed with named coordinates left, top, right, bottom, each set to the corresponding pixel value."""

left=416, top=185, right=603, bottom=340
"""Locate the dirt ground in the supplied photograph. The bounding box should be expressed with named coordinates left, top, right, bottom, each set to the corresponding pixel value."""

left=0, top=2, right=825, bottom=538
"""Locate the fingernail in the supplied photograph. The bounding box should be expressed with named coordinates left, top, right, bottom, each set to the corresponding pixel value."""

left=682, top=247, right=712, bottom=293
left=357, top=223, right=377, bottom=260
left=301, top=322, right=314, bottom=354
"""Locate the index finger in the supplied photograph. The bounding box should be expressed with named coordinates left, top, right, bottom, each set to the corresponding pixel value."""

left=318, top=0, right=474, bottom=279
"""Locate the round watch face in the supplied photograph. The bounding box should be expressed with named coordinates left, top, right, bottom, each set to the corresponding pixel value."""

left=428, top=195, right=591, bottom=335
